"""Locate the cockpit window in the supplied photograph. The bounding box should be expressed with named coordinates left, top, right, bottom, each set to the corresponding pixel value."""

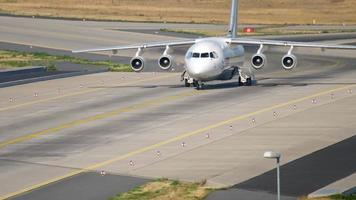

left=210, top=51, right=218, bottom=59
left=201, top=53, right=209, bottom=58
left=190, top=52, right=218, bottom=59
left=192, top=53, right=200, bottom=58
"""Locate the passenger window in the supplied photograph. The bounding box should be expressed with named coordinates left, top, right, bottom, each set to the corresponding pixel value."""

left=192, top=53, right=200, bottom=58
left=201, top=53, right=209, bottom=58
left=210, top=52, right=215, bottom=58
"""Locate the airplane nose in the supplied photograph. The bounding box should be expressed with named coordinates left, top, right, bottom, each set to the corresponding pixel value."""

left=187, top=65, right=209, bottom=79
left=186, top=60, right=213, bottom=78
left=189, top=66, right=205, bottom=75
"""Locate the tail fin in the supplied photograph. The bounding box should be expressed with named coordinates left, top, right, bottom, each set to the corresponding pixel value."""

left=227, top=0, right=238, bottom=38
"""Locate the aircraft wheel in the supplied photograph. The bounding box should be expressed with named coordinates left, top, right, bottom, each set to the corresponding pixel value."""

left=184, top=79, right=191, bottom=87
left=238, top=76, right=243, bottom=86
left=246, top=78, right=252, bottom=86
left=196, top=82, right=205, bottom=90
left=192, top=80, right=198, bottom=87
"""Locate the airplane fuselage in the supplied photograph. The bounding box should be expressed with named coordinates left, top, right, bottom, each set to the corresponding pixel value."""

left=184, top=37, right=244, bottom=81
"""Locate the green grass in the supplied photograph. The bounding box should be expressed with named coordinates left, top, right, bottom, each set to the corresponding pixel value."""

left=46, top=63, right=57, bottom=72
left=329, top=194, right=356, bottom=200
left=0, top=50, right=132, bottom=72
left=109, top=179, right=214, bottom=200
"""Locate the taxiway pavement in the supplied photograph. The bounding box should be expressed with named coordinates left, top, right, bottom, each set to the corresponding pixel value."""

left=0, top=16, right=356, bottom=200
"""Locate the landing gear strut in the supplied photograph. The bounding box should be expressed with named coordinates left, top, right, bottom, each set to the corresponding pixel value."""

left=181, top=67, right=256, bottom=89
left=182, top=70, right=203, bottom=89
left=237, top=66, right=255, bottom=86
left=182, top=71, right=193, bottom=87
left=184, top=79, right=191, bottom=87
left=195, top=81, right=204, bottom=90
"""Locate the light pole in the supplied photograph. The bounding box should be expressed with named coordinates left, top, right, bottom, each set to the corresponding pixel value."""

left=264, top=151, right=281, bottom=200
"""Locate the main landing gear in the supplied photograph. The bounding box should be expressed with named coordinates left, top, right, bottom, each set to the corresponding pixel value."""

left=237, top=66, right=255, bottom=86
left=181, top=67, right=256, bottom=90
left=193, top=80, right=204, bottom=90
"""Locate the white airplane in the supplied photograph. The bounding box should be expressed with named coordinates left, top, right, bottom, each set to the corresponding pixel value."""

left=73, top=0, right=356, bottom=90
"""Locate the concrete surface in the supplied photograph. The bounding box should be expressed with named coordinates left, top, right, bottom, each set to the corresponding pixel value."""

left=1, top=16, right=356, bottom=200
left=308, top=173, right=356, bottom=198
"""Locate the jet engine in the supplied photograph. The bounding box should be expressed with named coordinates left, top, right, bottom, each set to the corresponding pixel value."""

left=282, top=54, right=297, bottom=70
left=251, top=53, right=266, bottom=69
left=158, top=55, right=173, bottom=70
left=130, top=56, right=145, bottom=72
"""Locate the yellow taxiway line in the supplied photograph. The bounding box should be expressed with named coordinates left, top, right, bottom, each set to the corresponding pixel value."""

left=0, top=89, right=202, bottom=149
left=0, top=73, right=177, bottom=113
left=1, top=84, right=355, bottom=200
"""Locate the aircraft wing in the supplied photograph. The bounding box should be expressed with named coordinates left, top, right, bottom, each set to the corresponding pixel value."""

left=230, top=38, right=356, bottom=50
left=72, top=39, right=196, bottom=53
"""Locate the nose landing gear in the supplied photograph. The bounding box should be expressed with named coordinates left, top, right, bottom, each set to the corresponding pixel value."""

left=184, top=79, right=191, bottom=87
left=181, top=71, right=205, bottom=89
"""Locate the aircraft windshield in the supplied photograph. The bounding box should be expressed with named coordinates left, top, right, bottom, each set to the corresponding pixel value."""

left=192, top=53, right=200, bottom=58
left=201, top=53, right=209, bottom=58
left=190, top=52, right=218, bottom=59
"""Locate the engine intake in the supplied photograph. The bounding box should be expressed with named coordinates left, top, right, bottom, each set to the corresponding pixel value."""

left=158, top=55, right=173, bottom=70
left=130, top=56, right=145, bottom=72
left=251, top=53, right=266, bottom=70
left=282, top=54, right=297, bottom=70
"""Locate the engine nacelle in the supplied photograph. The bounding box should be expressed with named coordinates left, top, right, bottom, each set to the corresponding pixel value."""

left=158, top=55, right=173, bottom=70
left=130, top=56, right=145, bottom=72
left=282, top=54, right=297, bottom=70
left=251, top=53, right=266, bottom=70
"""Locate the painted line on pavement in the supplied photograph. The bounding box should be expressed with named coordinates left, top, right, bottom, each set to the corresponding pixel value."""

left=2, top=84, right=354, bottom=200
left=0, top=89, right=202, bottom=149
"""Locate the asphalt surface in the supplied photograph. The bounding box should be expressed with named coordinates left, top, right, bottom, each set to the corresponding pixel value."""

left=1, top=16, right=356, bottom=200
left=207, top=136, right=356, bottom=200
left=235, top=136, right=356, bottom=197
left=10, top=172, right=149, bottom=200
left=207, top=189, right=296, bottom=200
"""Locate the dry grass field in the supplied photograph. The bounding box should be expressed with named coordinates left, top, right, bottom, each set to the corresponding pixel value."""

left=0, top=0, right=355, bottom=24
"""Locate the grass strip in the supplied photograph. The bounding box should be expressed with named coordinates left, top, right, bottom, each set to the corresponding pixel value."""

left=109, top=179, right=214, bottom=200
left=299, top=194, right=356, bottom=200
left=0, top=50, right=131, bottom=72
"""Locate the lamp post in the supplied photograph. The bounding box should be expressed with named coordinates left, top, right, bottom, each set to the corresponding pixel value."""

left=264, top=151, right=281, bottom=200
